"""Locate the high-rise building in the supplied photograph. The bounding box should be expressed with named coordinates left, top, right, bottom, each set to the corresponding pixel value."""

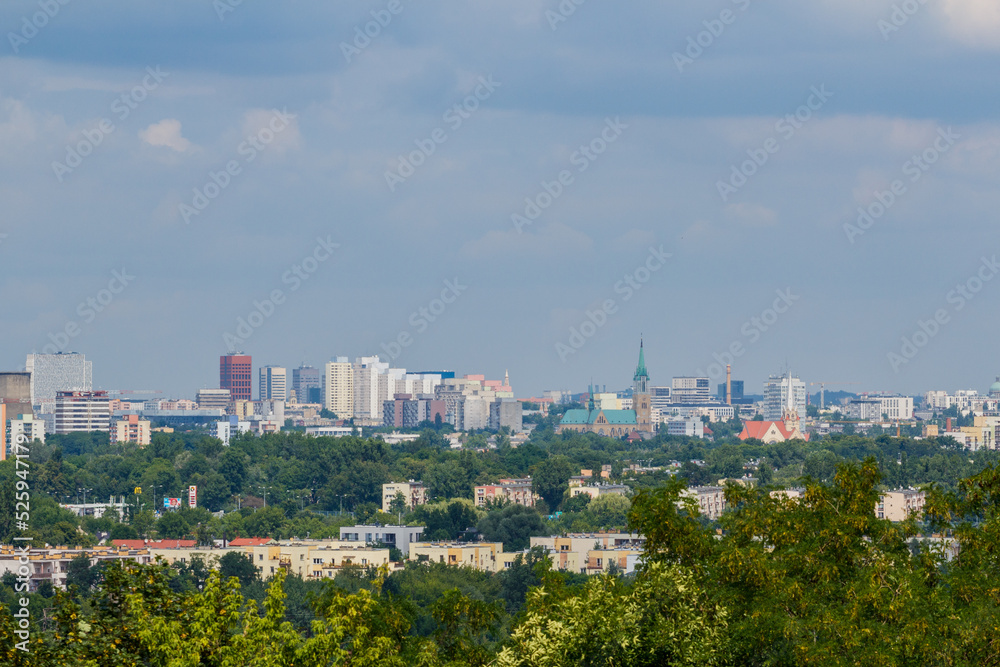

left=633, top=340, right=652, bottom=434
left=763, top=374, right=807, bottom=421
left=323, top=358, right=354, bottom=418
left=0, top=372, right=33, bottom=420
left=220, top=353, right=252, bottom=402
left=353, top=356, right=388, bottom=424
left=292, top=365, right=321, bottom=404
left=670, top=377, right=711, bottom=403
left=110, top=414, right=151, bottom=446
left=25, top=353, right=92, bottom=413
left=54, top=391, right=110, bottom=434
left=196, top=388, right=231, bottom=410
left=258, top=366, right=287, bottom=401
left=717, top=381, right=745, bottom=402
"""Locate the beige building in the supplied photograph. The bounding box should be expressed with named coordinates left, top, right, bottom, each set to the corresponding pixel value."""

left=410, top=541, right=504, bottom=572
left=110, top=414, right=151, bottom=446
left=877, top=489, right=925, bottom=521
left=569, top=484, right=629, bottom=500
left=475, top=478, right=536, bottom=508
left=680, top=486, right=726, bottom=520
left=323, top=359, right=354, bottom=418
left=0, top=545, right=151, bottom=591
left=530, top=533, right=645, bottom=575
left=382, top=481, right=428, bottom=513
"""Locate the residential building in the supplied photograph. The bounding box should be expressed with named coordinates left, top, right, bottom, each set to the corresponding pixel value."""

left=846, top=398, right=883, bottom=422
left=410, top=541, right=503, bottom=571
left=220, top=353, right=252, bottom=402
left=304, top=425, right=354, bottom=437
left=877, top=489, right=925, bottom=521
left=196, top=388, right=231, bottom=410
left=382, top=481, right=428, bottom=513
left=323, top=358, right=354, bottom=418
left=879, top=395, right=914, bottom=420
left=216, top=416, right=251, bottom=445
left=475, top=478, right=536, bottom=508
left=671, top=377, right=711, bottom=403
left=530, top=533, right=645, bottom=575
left=339, top=524, right=425, bottom=557
left=0, top=372, right=33, bottom=424
left=569, top=484, right=629, bottom=499
left=489, top=398, right=523, bottom=431
left=763, top=373, right=807, bottom=421
left=25, top=352, right=92, bottom=414
left=353, top=356, right=388, bottom=424
left=110, top=414, right=151, bottom=446
left=54, top=391, right=110, bottom=434
left=259, top=366, right=287, bottom=401
left=292, top=365, right=322, bottom=404
left=680, top=486, right=726, bottom=520
left=0, top=544, right=150, bottom=592
left=4, top=413, right=45, bottom=460
left=664, top=417, right=705, bottom=437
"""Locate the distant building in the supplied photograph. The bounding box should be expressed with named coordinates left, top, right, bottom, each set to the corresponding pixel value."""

left=490, top=398, right=523, bottom=432
left=671, top=377, right=711, bottom=403
left=0, top=372, right=33, bottom=423
left=558, top=340, right=652, bottom=437
left=877, top=489, right=925, bottom=521
left=569, top=484, right=629, bottom=499
left=340, top=524, right=425, bottom=557
left=664, top=418, right=705, bottom=437
left=110, top=414, right=151, bottom=446
left=717, top=380, right=745, bottom=402
left=3, top=412, right=45, bottom=461
left=382, top=481, right=428, bottom=513
left=475, top=478, right=536, bottom=508
left=215, top=416, right=251, bottom=445
left=680, top=486, right=726, bottom=520
left=26, top=353, right=92, bottom=414
left=323, top=358, right=354, bottom=418
left=258, top=366, right=287, bottom=401
left=196, top=388, right=231, bottom=410
left=220, top=353, right=252, bottom=402
left=763, top=374, right=807, bottom=421
left=410, top=541, right=503, bottom=571
left=738, top=419, right=809, bottom=443
left=54, top=391, right=110, bottom=434
left=292, top=365, right=322, bottom=404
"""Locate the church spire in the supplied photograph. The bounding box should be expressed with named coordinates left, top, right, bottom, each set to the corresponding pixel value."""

left=633, top=337, right=648, bottom=382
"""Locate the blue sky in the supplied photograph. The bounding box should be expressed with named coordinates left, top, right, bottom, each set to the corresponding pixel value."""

left=2, top=0, right=999, bottom=399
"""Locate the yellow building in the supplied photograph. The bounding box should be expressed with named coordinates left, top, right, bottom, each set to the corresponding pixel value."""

left=876, top=489, right=925, bottom=522
left=410, top=542, right=504, bottom=572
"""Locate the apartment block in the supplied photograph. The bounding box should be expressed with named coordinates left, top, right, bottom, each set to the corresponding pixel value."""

left=322, top=358, right=354, bottom=418
left=680, top=486, right=727, bottom=520
left=196, top=388, right=231, bottom=410
left=877, top=489, right=925, bottom=521
left=475, top=478, right=536, bottom=508
left=54, top=391, right=110, bottom=434
left=339, top=524, right=425, bottom=557
left=382, top=481, right=428, bottom=513
left=410, top=541, right=503, bottom=571
left=110, top=414, right=151, bottom=446
left=259, top=366, right=287, bottom=401
left=569, top=484, right=629, bottom=500
left=292, top=365, right=322, bottom=404
left=220, top=353, right=252, bottom=402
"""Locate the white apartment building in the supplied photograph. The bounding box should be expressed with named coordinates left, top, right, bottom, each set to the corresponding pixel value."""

left=259, top=366, right=287, bottom=401
left=323, top=358, right=354, bottom=418
left=763, top=374, right=807, bottom=421
left=680, top=486, right=726, bottom=520
left=216, top=417, right=251, bottom=445
left=880, top=396, right=914, bottom=420
left=670, top=377, right=711, bottom=403
left=664, top=418, right=705, bottom=437
left=54, top=391, right=110, bottom=434
left=8, top=413, right=45, bottom=445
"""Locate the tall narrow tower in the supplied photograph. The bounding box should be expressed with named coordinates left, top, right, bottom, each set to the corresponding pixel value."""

left=633, top=339, right=651, bottom=433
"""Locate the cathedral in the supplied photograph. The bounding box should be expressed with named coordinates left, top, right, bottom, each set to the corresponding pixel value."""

left=557, top=340, right=653, bottom=438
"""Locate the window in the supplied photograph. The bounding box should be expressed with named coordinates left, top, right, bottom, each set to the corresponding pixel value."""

left=258, top=554, right=263, bottom=561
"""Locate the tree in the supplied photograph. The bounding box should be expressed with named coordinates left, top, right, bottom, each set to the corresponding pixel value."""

left=477, top=504, right=545, bottom=551
left=155, top=511, right=189, bottom=539
left=587, top=493, right=631, bottom=529
left=532, top=455, right=575, bottom=511
left=66, top=554, right=101, bottom=594
left=388, top=491, right=408, bottom=519
left=218, top=551, right=260, bottom=588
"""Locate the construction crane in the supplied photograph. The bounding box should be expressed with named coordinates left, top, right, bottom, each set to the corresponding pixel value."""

left=808, top=382, right=861, bottom=410
left=106, top=389, right=163, bottom=396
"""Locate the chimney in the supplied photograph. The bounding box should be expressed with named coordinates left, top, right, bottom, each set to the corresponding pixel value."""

left=946, top=417, right=952, bottom=432
left=726, top=365, right=732, bottom=406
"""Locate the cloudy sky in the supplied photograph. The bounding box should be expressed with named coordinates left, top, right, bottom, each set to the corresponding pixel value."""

left=2, top=0, right=999, bottom=400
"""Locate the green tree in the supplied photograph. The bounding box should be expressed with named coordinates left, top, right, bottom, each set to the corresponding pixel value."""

left=477, top=504, right=545, bottom=551
left=218, top=551, right=260, bottom=588
left=532, top=455, right=575, bottom=511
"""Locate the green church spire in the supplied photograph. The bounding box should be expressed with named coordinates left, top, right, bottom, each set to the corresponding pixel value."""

left=633, top=338, right=648, bottom=382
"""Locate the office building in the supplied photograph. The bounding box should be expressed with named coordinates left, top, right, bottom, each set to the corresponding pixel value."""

left=54, top=391, right=110, bottom=434
left=110, top=414, right=151, bottom=446
left=292, top=365, right=322, bottom=404
left=322, top=358, right=354, bottom=418
left=717, top=380, right=745, bottom=402
left=258, top=366, right=287, bottom=401
left=763, top=374, right=807, bottom=421
left=220, top=353, right=252, bottom=402
left=25, top=353, right=92, bottom=413
left=671, top=377, right=711, bottom=403
left=196, top=388, right=231, bottom=410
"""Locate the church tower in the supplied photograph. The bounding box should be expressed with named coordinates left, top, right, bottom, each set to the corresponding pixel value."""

left=633, top=339, right=652, bottom=433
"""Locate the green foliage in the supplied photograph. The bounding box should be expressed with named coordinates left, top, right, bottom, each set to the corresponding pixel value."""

left=476, top=505, right=546, bottom=552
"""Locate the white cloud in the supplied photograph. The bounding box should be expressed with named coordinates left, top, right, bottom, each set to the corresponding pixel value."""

left=139, top=118, right=192, bottom=152
left=942, top=0, right=1000, bottom=48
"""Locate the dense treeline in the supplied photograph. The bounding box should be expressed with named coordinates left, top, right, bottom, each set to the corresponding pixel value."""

left=2, top=410, right=998, bottom=547
left=6, top=460, right=1000, bottom=665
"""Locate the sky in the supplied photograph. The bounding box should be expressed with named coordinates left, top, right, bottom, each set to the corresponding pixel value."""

left=2, top=0, right=1000, bottom=400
